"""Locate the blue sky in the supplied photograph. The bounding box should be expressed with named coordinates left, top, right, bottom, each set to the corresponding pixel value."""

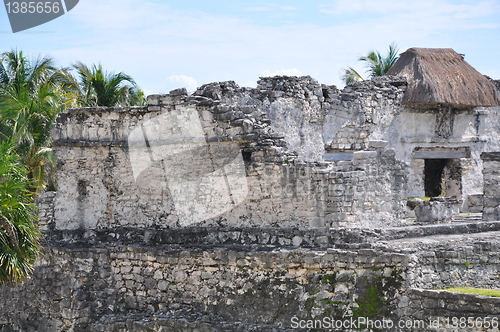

left=1, top=0, right=500, bottom=95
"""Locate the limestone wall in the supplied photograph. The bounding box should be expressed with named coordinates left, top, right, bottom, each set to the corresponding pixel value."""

left=50, top=77, right=409, bottom=231
left=0, top=244, right=409, bottom=331
left=35, top=191, right=56, bottom=230
left=3, top=226, right=500, bottom=331
left=3, top=75, right=500, bottom=331
left=481, top=152, right=500, bottom=220
left=407, top=236, right=500, bottom=290
left=389, top=107, right=497, bottom=211
left=49, top=75, right=500, bottom=233
left=404, top=289, right=500, bottom=332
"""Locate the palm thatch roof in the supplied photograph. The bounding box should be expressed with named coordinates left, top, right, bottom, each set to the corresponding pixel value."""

left=386, top=48, right=500, bottom=108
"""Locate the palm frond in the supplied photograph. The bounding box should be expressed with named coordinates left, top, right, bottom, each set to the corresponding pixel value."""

left=341, top=67, right=364, bottom=85
left=72, top=62, right=143, bottom=107
left=0, top=142, right=42, bottom=285
left=342, top=44, right=400, bottom=84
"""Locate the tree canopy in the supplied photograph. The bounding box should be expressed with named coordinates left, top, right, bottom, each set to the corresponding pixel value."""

left=72, top=62, right=145, bottom=107
left=0, top=49, right=145, bottom=285
left=0, top=142, right=41, bottom=285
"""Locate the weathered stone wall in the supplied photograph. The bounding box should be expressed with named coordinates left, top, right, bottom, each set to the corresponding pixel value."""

left=405, top=235, right=500, bottom=290
left=322, top=76, right=407, bottom=152
left=332, top=224, right=500, bottom=292
left=320, top=76, right=500, bottom=212
left=3, top=75, right=500, bottom=331
left=189, top=76, right=414, bottom=226
left=385, top=106, right=500, bottom=211
left=481, top=152, right=500, bottom=220
left=403, top=289, right=500, bottom=332
left=3, top=226, right=500, bottom=331
left=50, top=77, right=409, bottom=231
left=0, top=243, right=409, bottom=331
left=387, top=231, right=500, bottom=331
left=50, top=76, right=500, bottom=230
left=35, top=191, right=56, bottom=230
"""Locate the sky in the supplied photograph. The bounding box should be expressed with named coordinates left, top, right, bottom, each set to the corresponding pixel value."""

left=1, top=0, right=500, bottom=95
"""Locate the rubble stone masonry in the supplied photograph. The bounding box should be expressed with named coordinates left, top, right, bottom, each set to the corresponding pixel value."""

left=2, top=76, right=500, bottom=331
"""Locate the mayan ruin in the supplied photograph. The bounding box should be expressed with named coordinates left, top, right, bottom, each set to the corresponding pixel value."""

left=1, top=47, right=500, bottom=331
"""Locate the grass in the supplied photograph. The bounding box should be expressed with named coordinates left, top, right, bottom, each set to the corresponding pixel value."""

left=445, top=287, right=500, bottom=297
left=407, top=196, right=431, bottom=201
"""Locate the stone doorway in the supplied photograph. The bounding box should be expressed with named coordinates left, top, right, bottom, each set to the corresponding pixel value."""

left=424, top=158, right=462, bottom=198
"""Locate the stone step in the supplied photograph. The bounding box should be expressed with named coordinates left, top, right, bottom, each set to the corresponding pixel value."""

left=382, top=229, right=500, bottom=250
left=453, top=212, right=483, bottom=221
left=331, top=220, right=500, bottom=245
left=403, top=288, right=500, bottom=332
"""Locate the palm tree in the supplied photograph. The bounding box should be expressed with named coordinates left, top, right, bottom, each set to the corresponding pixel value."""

left=341, top=67, right=364, bottom=85
left=72, top=62, right=145, bottom=107
left=0, top=142, right=42, bottom=285
left=341, top=43, right=399, bottom=85
left=359, top=43, right=399, bottom=77
left=0, top=50, right=71, bottom=193
left=0, top=52, right=146, bottom=285
left=0, top=52, right=146, bottom=193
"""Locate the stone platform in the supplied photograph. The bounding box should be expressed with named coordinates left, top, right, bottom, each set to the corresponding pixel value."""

left=2, top=220, right=500, bottom=331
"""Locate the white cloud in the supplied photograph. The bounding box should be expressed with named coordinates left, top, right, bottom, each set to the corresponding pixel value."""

left=243, top=81, right=258, bottom=88
left=320, top=0, right=500, bottom=17
left=142, top=88, right=154, bottom=97
left=24, top=0, right=499, bottom=91
left=262, top=68, right=304, bottom=77
left=167, top=75, right=198, bottom=92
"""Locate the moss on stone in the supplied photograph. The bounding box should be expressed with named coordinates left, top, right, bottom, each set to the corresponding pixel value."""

left=353, top=282, right=384, bottom=318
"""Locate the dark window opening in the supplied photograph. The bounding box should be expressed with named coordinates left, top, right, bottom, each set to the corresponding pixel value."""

left=424, top=159, right=462, bottom=198
left=77, top=180, right=88, bottom=196
left=322, top=88, right=330, bottom=100
left=425, top=159, right=447, bottom=197
left=242, top=151, right=252, bottom=164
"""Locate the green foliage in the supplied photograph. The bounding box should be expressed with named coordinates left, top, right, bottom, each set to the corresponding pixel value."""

left=341, top=43, right=399, bottom=85
left=72, top=62, right=145, bottom=107
left=0, top=50, right=70, bottom=193
left=340, top=67, right=363, bottom=85
left=353, top=270, right=403, bottom=320
left=320, top=273, right=337, bottom=287
left=0, top=49, right=145, bottom=284
left=359, top=43, right=399, bottom=78
left=0, top=142, right=42, bottom=285
left=464, top=261, right=471, bottom=268
left=320, top=298, right=337, bottom=305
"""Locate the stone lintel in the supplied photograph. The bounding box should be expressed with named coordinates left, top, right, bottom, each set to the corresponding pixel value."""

left=324, top=153, right=354, bottom=161
left=414, top=150, right=468, bottom=159
left=481, top=152, right=500, bottom=161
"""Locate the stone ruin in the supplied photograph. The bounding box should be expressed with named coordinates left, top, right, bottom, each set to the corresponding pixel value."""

left=2, top=48, right=500, bottom=331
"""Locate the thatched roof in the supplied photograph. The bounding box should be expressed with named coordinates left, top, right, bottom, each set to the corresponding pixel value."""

left=386, top=48, right=500, bottom=108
